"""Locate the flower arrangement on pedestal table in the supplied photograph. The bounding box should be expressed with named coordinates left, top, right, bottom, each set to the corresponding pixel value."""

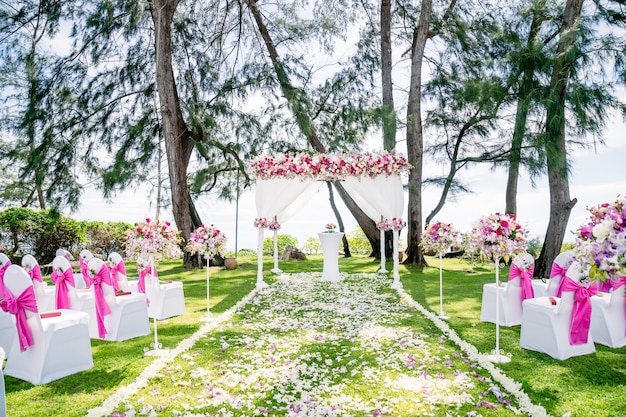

left=573, top=197, right=626, bottom=289
left=420, top=221, right=461, bottom=318
left=468, top=212, right=528, bottom=363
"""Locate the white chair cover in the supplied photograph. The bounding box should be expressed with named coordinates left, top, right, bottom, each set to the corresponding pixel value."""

left=86, top=258, right=150, bottom=341
left=3, top=265, right=93, bottom=385
left=519, top=261, right=596, bottom=360
left=51, top=256, right=96, bottom=317
left=129, top=257, right=186, bottom=320
left=0, top=254, right=16, bottom=355
left=533, top=251, right=575, bottom=298
left=21, top=255, right=55, bottom=313
left=590, top=282, right=626, bottom=348
left=479, top=253, right=533, bottom=326
left=108, top=252, right=131, bottom=292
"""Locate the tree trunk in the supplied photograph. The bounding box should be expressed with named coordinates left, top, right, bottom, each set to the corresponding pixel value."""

left=328, top=182, right=351, bottom=257
left=535, top=0, right=583, bottom=277
left=150, top=0, right=195, bottom=250
left=403, top=0, right=433, bottom=268
left=505, top=7, right=545, bottom=215
left=380, top=0, right=396, bottom=151
left=244, top=0, right=380, bottom=256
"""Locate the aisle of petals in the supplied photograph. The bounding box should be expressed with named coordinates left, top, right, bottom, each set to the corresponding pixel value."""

left=103, top=273, right=547, bottom=417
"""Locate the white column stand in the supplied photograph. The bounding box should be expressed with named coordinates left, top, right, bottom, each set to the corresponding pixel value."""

left=485, top=256, right=510, bottom=363
left=378, top=229, right=387, bottom=273
left=256, top=227, right=269, bottom=289
left=271, top=228, right=283, bottom=274
left=390, top=230, right=402, bottom=289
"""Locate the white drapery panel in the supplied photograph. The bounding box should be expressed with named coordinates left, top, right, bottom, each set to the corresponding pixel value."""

left=342, top=175, right=404, bottom=222
left=343, top=175, right=404, bottom=286
left=254, top=179, right=321, bottom=287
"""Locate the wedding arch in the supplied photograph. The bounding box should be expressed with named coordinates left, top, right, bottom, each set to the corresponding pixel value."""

left=247, top=151, right=410, bottom=289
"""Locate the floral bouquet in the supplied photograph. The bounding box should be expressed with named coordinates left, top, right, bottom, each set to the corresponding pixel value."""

left=125, top=218, right=182, bottom=262
left=186, top=224, right=227, bottom=259
left=376, top=217, right=406, bottom=231
left=420, top=221, right=460, bottom=256
left=325, top=223, right=337, bottom=232
left=573, top=198, right=626, bottom=284
left=468, top=213, right=527, bottom=262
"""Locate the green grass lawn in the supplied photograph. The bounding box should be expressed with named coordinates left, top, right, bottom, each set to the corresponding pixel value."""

left=4, top=255, right=626, bottom=417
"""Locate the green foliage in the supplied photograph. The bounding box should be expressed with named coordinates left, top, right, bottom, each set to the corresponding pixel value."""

left=526, top=236, right=543, bottom=258
left=346, top=225, right=371, bottom=255
left=301, top=237, right=322, bottom=254
left=83, top=221, right=133, bottom=258
left=262, top=234, right=298, bottom=256
left=0, top=207, right=85, bottom=263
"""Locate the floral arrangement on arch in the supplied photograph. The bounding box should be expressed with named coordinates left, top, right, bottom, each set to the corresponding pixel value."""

left=376, top=217, right=406, bottom=231
left=468, top=213, right=528, bottom=261
left=247, top=150, right=411, bottom=181
left=573, top=197, right=626, bottom=284
left=420, top=221, right=461, bottom=255
left=186, top=224, right=227, bottom=258
left=254, top=217, right=281, bottom=230
left=125, top=218, right=182, bottom=262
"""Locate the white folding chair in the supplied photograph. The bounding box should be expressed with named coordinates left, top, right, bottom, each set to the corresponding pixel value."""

left=86, top=258, right=150, bottom=341
left=130, top=257, right=186, bottom=320
left=2, top=264, right=93, bottom=385
left=108, top=252, right=131, bottom=292
left=21, top=255, right=55, bottom=313
left=480, top=253, right=534, bottom=326
left=51, top=256, right=96, bottom=322
left=520, top=261, right=596, bottom=360
left=590, top=282, right=626, bottom=348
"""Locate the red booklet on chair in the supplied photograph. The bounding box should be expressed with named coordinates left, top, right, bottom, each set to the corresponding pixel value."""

left=40, top=312, right=62, bottom=318
left=115, top=291, right=132, bottom=296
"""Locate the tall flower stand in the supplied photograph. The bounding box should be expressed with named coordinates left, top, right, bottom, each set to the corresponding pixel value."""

left=145, top=317, right=167, bottom=356
left=201, top=255, right=211, bottom=322
left=318, top=232, right=343, bottom=282
left=438, top=252, right=448, bottom=319
left=485, top=256, right=510, bottom=363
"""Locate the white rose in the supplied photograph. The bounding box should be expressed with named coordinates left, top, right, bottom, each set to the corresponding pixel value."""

left=592, top=223, right=610, bottom=242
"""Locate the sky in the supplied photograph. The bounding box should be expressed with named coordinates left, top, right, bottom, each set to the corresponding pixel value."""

left=71, top=120, right=626, bottom=253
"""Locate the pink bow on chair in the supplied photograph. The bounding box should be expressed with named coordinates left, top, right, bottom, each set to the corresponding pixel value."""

left=0, top=261, right=12, bottom=299
left=509, top=263, right=535, bottom=302
left=51, top=268, right=75, bottom=309
left=87, top=264, right=113, bottom=339
left=137, top=266, right=154, bottom=306
left=80, top=259, right=91, bottom=286
left=0, top=285, right=38, bottom=351
left=28, top=264, right=43, bottom=282
left=550, top=263, right=568, bottom=279
left=111, top=261, right=126, bottom=278
left=560, top=276, right=598, bottom=345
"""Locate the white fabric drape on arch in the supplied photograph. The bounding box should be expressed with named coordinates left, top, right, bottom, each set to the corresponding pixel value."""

left=342, top=175, right=404, bottom=287
left=255, top=178, right=321, bottom=287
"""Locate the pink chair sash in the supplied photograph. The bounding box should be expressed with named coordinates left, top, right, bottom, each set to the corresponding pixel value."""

left=80, top=259, right=91, bottom=286
left=87, top=264, right=113, bottom=339
left=597, top=280, right=613, bottom=293
left=550, top=262, right=568, bottom=279
left=0, top=286, right=38, bottom=351
left=108, top=262, right=124, bottom=292
left=0, top=261, right=12, bottom=299
left=51, top=268, right=75, bottom=309
left=137, top=266, right=154, bottom=306
left=560, top=276, right=598, bottom=345
left=509, top=263, right=535, bottom=301
left=28, top=264, right=43, bottom=282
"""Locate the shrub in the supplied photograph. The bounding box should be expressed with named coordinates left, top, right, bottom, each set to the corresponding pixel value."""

left=262, top=234, right=298, bottom=256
